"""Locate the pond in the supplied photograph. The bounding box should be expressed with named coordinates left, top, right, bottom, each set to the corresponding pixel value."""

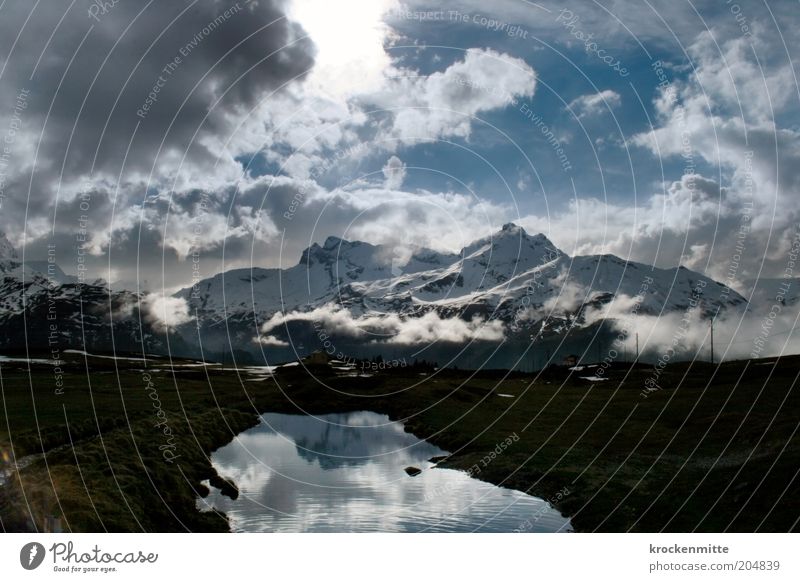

left=200, top=411, right=571, bottom=533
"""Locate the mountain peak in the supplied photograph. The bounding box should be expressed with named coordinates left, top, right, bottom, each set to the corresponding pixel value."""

left=463, top=223, right=560, bottom=257
left=496, top=223, right=557, bottom=247
left=500, top=222, right=526, bottom=235
left=0, top=231, right=18, bottom=260
left=323, top=235, right=348, bottom=250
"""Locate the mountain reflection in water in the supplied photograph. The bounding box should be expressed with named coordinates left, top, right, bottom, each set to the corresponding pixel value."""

left=201, top=411, right=571, bottom=533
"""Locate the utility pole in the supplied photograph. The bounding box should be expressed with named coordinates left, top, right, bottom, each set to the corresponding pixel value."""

left=635, top=332, right=639, bottom=363
left=710, top=317, right=715, bottom=365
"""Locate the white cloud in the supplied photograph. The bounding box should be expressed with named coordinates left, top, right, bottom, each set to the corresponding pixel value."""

left=260, top=303, right=505, bottom=345
left=258, top=335, right=290, bottom=347
left=382, top=155, right=407, bottom=189
left=606, top=300, right=800, bottom=363
left=568, top=90, right=621, bottom=118
left=366, top=48, right=536, bottom=145
left=518, top=173, right=728, bottom=262
left=626, top=27, right=800, bottom=281
left=144, top=294, right=194, bottom=332
left=310, top=186, right=511, bottom=256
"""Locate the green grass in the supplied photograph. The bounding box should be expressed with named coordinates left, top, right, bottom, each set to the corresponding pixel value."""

left=1, top=352, right=799, bottom=532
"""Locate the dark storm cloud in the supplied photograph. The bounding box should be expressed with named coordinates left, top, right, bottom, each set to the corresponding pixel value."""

left=0, top=0, right=314, bottom=229
left=0, top=0, right=314, bottom=287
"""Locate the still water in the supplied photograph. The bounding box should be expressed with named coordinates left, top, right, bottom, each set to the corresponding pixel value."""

left=201, top=411, right=571, bottom=532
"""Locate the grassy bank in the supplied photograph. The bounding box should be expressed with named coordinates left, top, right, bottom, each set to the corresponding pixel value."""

left=1, top=352, right=799, bottom=532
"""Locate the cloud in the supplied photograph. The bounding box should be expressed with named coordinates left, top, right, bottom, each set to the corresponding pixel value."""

left=144, top=294, right=194, bottom=332
left=366, top=48, right=536, bottom=145
left=625, top=27, right=800, bottom=283
left=289, top=0, right=400, bottom=97
left=260, top=303, right=505, bottom=345
left=606, top=300, right=800, bottom=363
left=4, top=0, right=797, bottom=318
left=0, top=1, right=315, bottom=193
left=258, top=335, right=290, bottom=347
left=568, top=90, right=621, bottom=118
left=386, top=311, right=505, bottom=345
left=0, top=0, right=317, bottom=291
left=382, top=155, right=407, bottom=189
left=518, top=172, right=730, bottom=265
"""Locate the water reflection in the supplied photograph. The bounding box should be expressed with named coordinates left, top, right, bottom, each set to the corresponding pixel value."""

left=201, top=411, right=571, bottom=533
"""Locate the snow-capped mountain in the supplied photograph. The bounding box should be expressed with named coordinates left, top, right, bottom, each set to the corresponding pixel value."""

left=175, top=223, right=747, bottom=361
left=179, top=223, right=745, bottom=320
left=0, top=225, right=749, bottom=366
left=0, top=232, right=18, bottom=260
left=0, top=234, right=184, bottom=357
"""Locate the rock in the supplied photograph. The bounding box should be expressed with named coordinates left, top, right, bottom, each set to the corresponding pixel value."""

left=209, top=474, right=239, bottom=500
left=404, top=466, right=422, bottom=477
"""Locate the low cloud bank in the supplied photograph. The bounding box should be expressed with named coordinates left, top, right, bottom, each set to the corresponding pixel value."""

left=260, top=304, right=505, bottom=345
left=144, top=294, right=194, bottom=333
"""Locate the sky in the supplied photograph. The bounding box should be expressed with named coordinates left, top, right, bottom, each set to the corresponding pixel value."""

left=0, top=0, right=798, bottom=297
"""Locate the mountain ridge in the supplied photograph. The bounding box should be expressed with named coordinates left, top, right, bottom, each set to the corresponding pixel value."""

left=0, top=224, right=750, bottom=365
left=175, top=223, right=747, bottom=338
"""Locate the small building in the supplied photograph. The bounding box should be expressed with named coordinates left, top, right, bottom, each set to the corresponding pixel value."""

left=302, top=350, right=330, bottom=366
left=562, top=354, right=579, bottom=367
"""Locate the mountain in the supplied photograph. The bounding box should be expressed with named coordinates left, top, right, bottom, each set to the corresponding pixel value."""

left=0, top=225, right=749, bottom=367
left=182, top=236, right=410, bottom=317
left=174, top=224, right=747, bottom=364
left=0, top=236, right=183, bottom=357
left=0, top=232, right=18, bottom=260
